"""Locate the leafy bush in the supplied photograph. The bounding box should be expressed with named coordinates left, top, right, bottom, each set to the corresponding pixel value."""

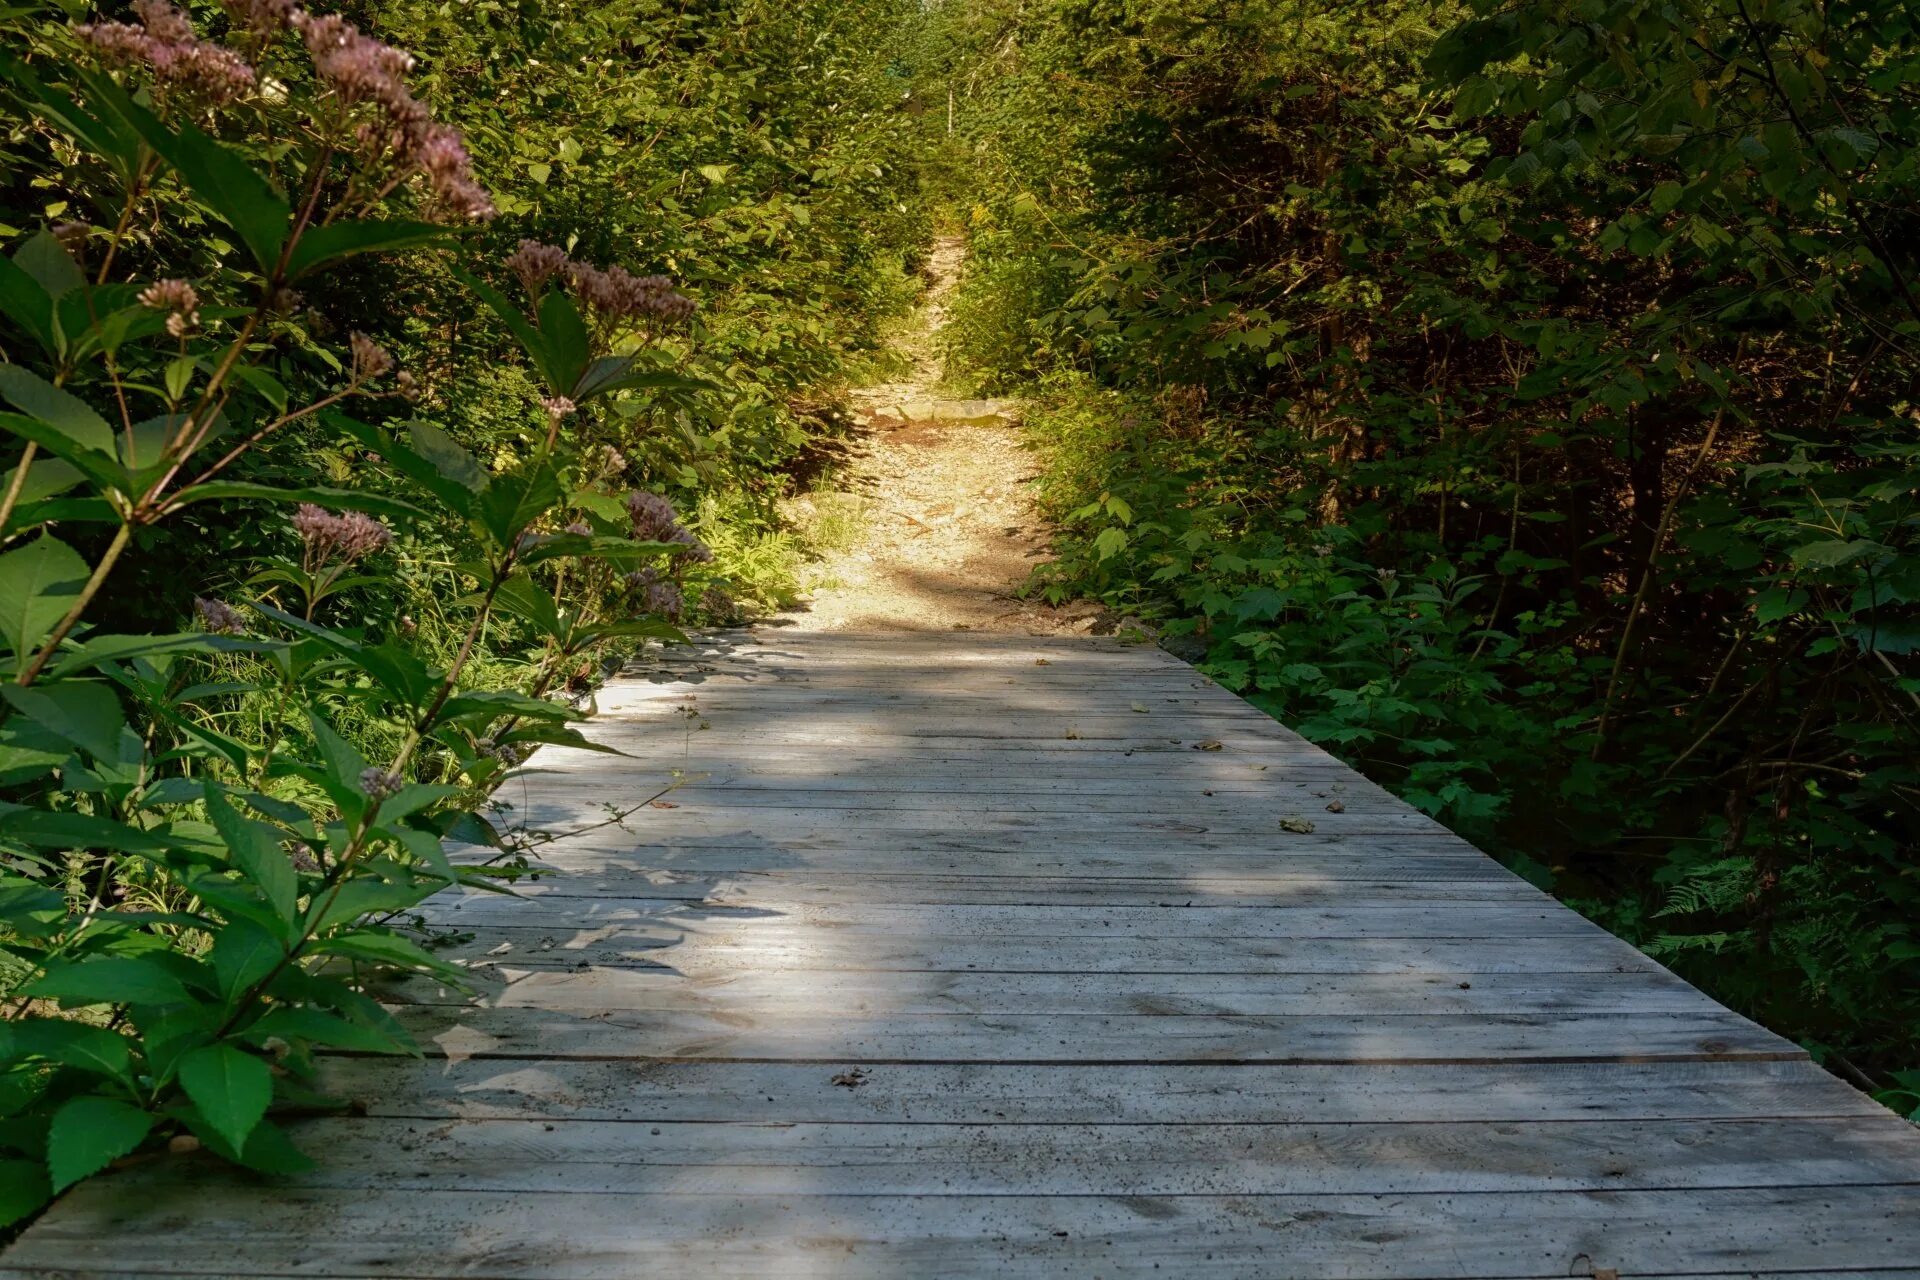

left=920, top=0, right=1920, bottom=1079
left=0, top=0, right=922, bottom=1221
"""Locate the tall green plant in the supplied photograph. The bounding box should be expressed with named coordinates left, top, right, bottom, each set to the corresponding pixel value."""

left=0, top=0, right=707, bottom=1220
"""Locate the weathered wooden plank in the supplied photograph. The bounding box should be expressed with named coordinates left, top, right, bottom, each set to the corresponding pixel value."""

left=108, top=1115, right=1920, bottom=1197
left=519, top=773, right=1404, bottom=804
left=381, top=968, right=1723, bottom=1018
left=390, top=1005, right=1794, bottom=1063
left=447, top=873, right=1537, bottom=908
left=418, top=926, right=1675, bottom=976
left=9, top=1183, right=1919, bottom=1278
left=423, top=896, right=1612, bottom=938
left=315, top=1056, right=1885, bottom=1124
left=466, top=846, right=1518, bottom=881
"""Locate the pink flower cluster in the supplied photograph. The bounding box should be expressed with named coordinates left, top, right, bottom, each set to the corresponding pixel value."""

left=194, top=597, right=247, bottom=634
left=504, top=240, right=570, bottom=296
left=138, top=278, right=200, bottom=338
left=349, top=331, right=393, bottom=380
left=624, top=490, right=683, bottom=543
left=624, top=567, right=684, bottom=621
left=568, top=262, right=696, bottom=324
left=293, top=12, right=494, bottom=220
left=623, top=490, right=713, bottom=563
left=503, top=240, right=695, bottom=323
left=79, top=0, right=256, bottom=103
left=220, top=0, right=300, bottom=40
left=292, top=503, right=391, bottom=563
left=80, top=0, right=493, bottom=222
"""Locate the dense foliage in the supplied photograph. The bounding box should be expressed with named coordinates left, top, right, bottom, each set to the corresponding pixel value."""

left=0, top=0, right=922, bottom=1219
left=916, top=0, right=1920, bottom=1088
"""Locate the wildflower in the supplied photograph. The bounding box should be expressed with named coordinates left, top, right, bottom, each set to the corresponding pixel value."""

left=292, top=12, right=494, bottom=222
left=359, top=766, right=404, bottom=799
left=394, top=370, right=421, bottom=400
left=193, top=596, right=247, bottom=635
left=623, top=490, right=683, bottom=542
left=541, top=396, right=577, bottom=419
left=292, top=503, right=392, bottom=563
left=268, top=286, right=304, bottom=315
left=349, top=331, right=393, bottom=380
left=294, top=12, right=415, bottom=116
left=563, top=521, right=592, bottom=537
left=625, top=568, right=683, bottom=621
left=78, top=0, right=256, bottom=103
left=669, top=527, right=714, bottom=563
left=601, top=444, right=628, bottom=473
left=505, top=240, right=570, bottom=296
left=287, top=842, right=321, bottom=872
left=566, top=262, right=694, bottom=323
left=138, top=279, right=200, bottom=338
left=412, top=123, right=495, bottom=221
left=217, top=0, right=299, bottom=41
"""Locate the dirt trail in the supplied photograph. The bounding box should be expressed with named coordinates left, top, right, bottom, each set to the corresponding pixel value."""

left=775, top=237, right=1099, bottom=634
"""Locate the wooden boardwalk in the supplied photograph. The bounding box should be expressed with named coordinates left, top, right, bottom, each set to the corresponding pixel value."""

left=7, top=629, right=1920, bottom=1277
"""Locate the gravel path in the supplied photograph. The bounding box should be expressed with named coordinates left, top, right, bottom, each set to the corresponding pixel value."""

left=776, top=239, right=1100, bottom=634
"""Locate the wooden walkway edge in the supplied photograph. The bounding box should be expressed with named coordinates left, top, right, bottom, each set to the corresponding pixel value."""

left=6, top=629, right=1920, bottom=1276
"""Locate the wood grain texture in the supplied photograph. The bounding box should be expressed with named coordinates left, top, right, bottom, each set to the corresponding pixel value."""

left=7, top=627, right=1919, bottom=1278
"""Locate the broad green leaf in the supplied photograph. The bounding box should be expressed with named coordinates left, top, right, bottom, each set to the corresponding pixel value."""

left=1, top=680, right=125, bottom=762
left=304, top=710, right=370, bottom=818
left=25, top=956, right=192, bottom=1008
left=0, top=534, right=88, bottom=663
left=324, top=415, right=476, bottom=515
left=177, top=1109, right=310, bottom=1174
left=316, top=929, right=463, bottom=980
left=570, top=357, right=718, bottom=402
left=0, top=366, right=115, bottom=454
left=0, top=253, right=55, bottom=355
left=46, top=1096, right=151, bottom=1192
left=175, top=1044, right=271, bottom=1153
left=491, top=573, right=565, bottom=638
left=538, top=289, right=592, bottom=393
left=0, top=805, right=172, bottom=853
left=0, top=411, right=126, bottom=490
left=47, top=631, right=279, bottom=680
left=208, top=918, right=284, bottom=1000
left=1, top=1019, right=132, bottom=1084
left=472, top=463, right=563, bottom=549
left=0, top=456, right=83, bottom=516
left=286, top=219, right=449, bottom=280
left=243, top=1006, right=409, bottom=1054
left=12, top=230, right=83, bottom=300
left=205, top=785, right=297, bottom=923
left=1792, top=538, right=1887, bottom=570
left=164, top=481, right=424, bottom=523
left=118, top=105, right=289, bottom=273
left=406, top=421, right=490, bottom=493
